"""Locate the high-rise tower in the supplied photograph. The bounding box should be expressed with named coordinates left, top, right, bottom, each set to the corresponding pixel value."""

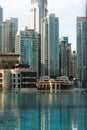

left=76, top=2, right=87, bottom=87
left=0, top=6, right=3, bottom=22
left=15, top=27, right=41, bottom=78
left=30, top=0, right=48, bottom=33
left=77, top=17, right=87, bottom=87
left=41, top=14, right=59, bottom=76
left=0, top=18, right=18, bottom=54
left=59, top=37, right=72, bottom=77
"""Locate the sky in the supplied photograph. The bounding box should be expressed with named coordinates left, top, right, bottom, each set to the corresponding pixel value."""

left=0, top=0, right=86, bottom=50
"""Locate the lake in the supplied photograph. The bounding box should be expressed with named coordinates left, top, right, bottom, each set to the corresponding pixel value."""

left=0, top=91, right=86, bottom=130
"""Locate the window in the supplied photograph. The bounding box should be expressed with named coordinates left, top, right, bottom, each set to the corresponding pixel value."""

left=0, top=79, right=2, bottom=82
left=13, top=79, right=15, bottom=82
left=18, top=79, right=20, bottom=82
left=18, top=74, right=20, bottom=77
left=0, top=73, right=2, bottom=77
left=18, top=85, right=20, bottom=88
left=13, top=74, right=15, bottom=77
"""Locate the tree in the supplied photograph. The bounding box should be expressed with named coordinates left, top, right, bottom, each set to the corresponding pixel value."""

left=0, top=60, right=19, bottom=69
left=69, top=75, right=74, bottom=81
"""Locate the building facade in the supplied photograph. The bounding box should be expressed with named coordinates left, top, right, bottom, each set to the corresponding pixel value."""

left=15, top=27, right=41, bottom=78
left=71, top=51, right=77, bottom=78
left=6, top=18, right=18, bottom=53
left=77, top=17, right=87, bottom=87
left=41, top=14, right=59, bottom=77
left=0, top=18, right=18, bottom=54
left=30, top=0, right=48, bottom=33
left=0, top=63, right=37, bottom=90
left=59, top=37, right=72, bottom=77
left=0, top=6, right=3, bottom=22
left=0, top=22, right=8, bottom=53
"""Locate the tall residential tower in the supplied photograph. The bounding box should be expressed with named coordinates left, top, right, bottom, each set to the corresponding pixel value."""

left=41, top=14, right=59, bottom=76
left=0, top=18, right=18, bottom=54
left=30, top=0, right=48, bottom=33
left=77, top=17, right=87, bottom=87
left=76, top=2, right=87, bottom=87
left=59, top=37, right=72, bottom=77
left=15, top=27, right=41, bottom=77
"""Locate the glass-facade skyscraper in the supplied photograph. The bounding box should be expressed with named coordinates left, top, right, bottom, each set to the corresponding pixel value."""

left=0, top=22, right=8, bottom=54
left=6, top=18, right=18, bottom=53
left=15, top=27, right=41, bottom=77
left=59, top=37, right=72, bottom=77
left=77, top=17, right=87, bottom=87
left=30, top=0, right=48, bottom=33
left=0, top=6, right=3, bottom=22
left=41, top=14, right=59, bottom=76
left=0, top=18, right=18, bottom=54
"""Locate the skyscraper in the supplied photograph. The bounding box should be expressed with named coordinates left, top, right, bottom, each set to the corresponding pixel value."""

left=59, top=37, right=72, bottom=77
left=0, top=6, right=3, bottom=53
left=71, top=50, right=77, bottom=78
left=41, top=14, right=59, bottom=77
left=0, top=18, right=18, bottom=54
left=0, top=6, right=3, bottom=22
left=30, top=0, right=48, bottom=33
left=76, top=16, right=87, bottom=87
left=15, top=27, right=41, bottom=77
left=6, top=18, right=18, bottom=53
left=0, top=22, right=8, bottom=53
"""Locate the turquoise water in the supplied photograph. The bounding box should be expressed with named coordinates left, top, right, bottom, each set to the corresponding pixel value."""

left=0, top=92, right=86, bottom=130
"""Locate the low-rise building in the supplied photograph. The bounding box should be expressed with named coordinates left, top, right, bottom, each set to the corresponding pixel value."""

left=36, top=76, right=73, bottom=93
left=0, top=63, right=37, bottom=90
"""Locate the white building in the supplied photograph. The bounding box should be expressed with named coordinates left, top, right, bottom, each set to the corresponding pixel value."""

left=30, top=0, right=48, bottom=33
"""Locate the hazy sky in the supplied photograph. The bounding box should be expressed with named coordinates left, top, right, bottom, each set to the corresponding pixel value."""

left=0, top=0, right=85, bottom=50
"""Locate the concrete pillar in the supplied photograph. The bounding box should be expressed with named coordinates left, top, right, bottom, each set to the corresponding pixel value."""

left=3, top=70, right=11, bottom=90
left=45, top=84, right=47, bottom=90
left=59, top=83, right=61, bottom=93
left=50, top=82, right=52, bottom=93
left=55, top=83, right=57, bottom=93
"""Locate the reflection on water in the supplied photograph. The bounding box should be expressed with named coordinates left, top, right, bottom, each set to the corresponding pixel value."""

left=0, top=92, right=86, bottom=130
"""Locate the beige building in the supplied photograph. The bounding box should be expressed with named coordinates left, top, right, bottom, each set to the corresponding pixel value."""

left=0, top=63, right=37, bottom=90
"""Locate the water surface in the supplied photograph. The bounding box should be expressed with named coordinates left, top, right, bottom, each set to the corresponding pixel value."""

left=0, top=92, right=86, bottom=130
